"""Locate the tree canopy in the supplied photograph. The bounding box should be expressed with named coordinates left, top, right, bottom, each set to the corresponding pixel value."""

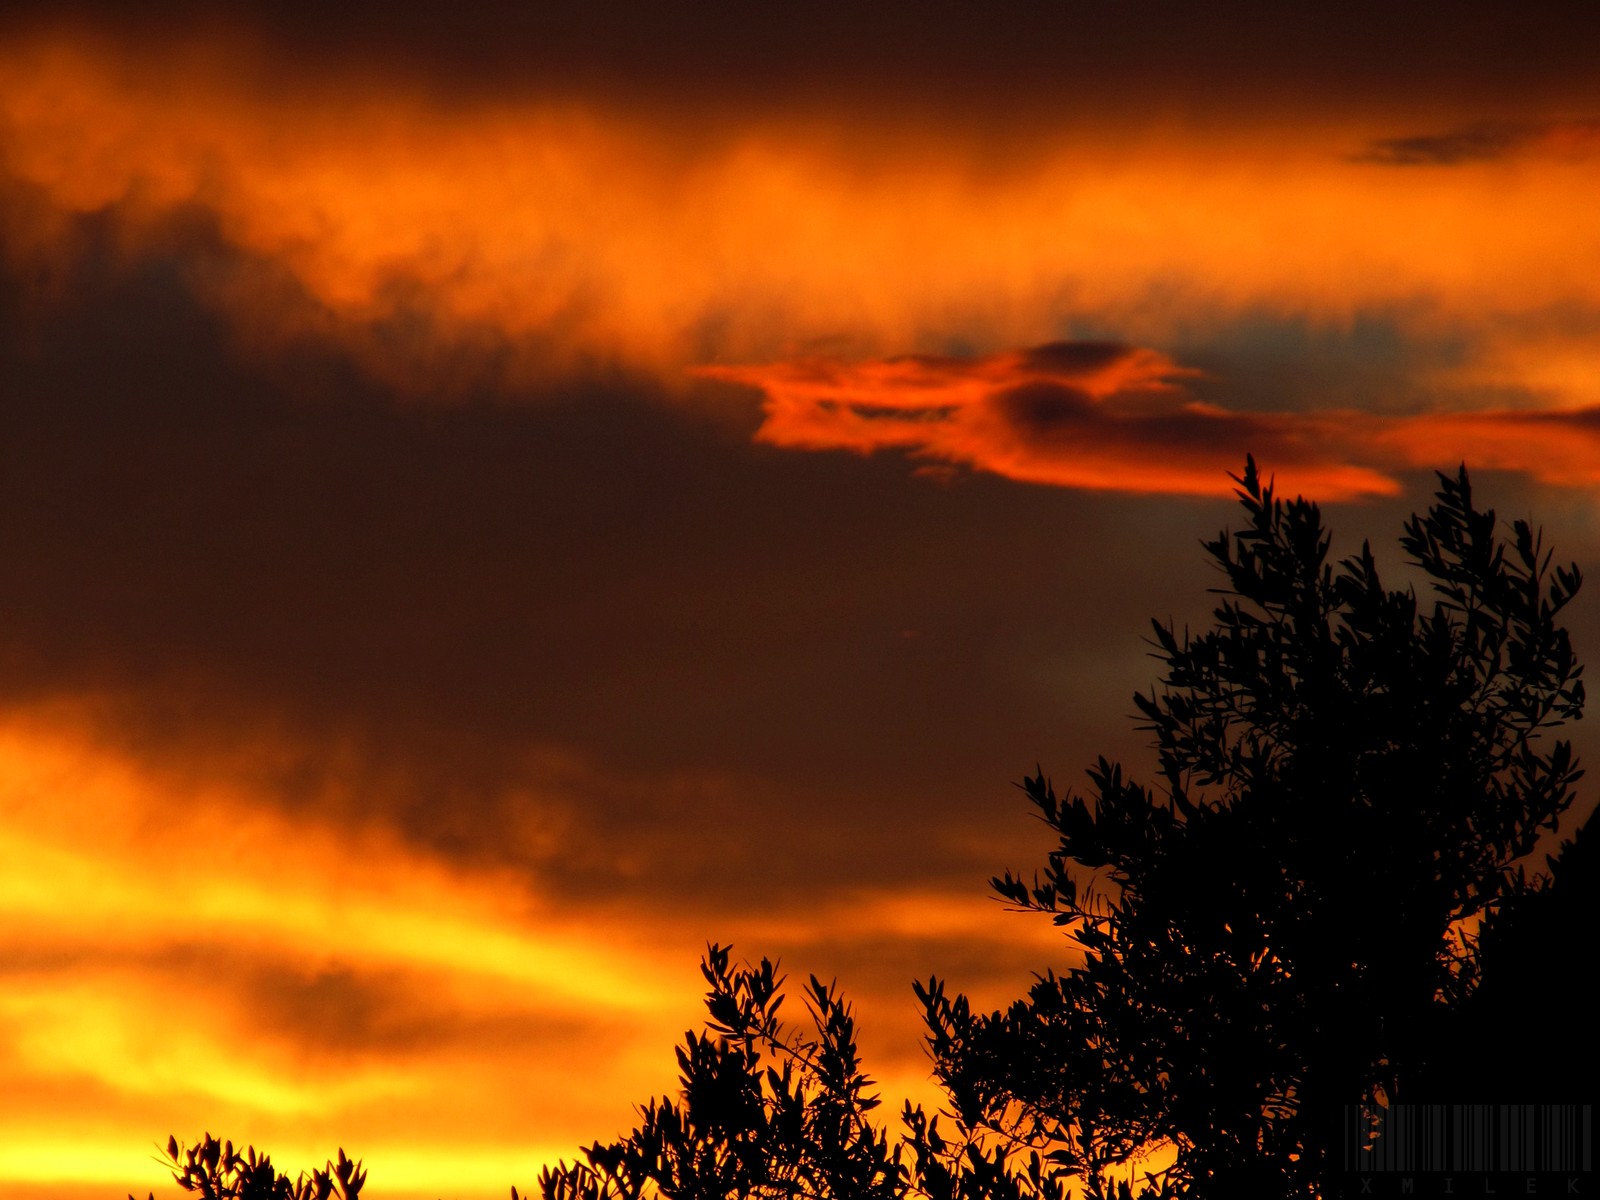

left=922, top=459, right=1588, bottom=1197
left=133, top=1133, right=366, bottom=1200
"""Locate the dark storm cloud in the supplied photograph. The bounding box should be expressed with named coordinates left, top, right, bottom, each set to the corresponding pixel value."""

left=0, top=184, right=1200, bottom=918
left=989, top=377, right=1294, bottom=457
left=1166, top=310, right=1468, bottom=415
left=6, top=0, right=1600, bottom=120
left=992, top=382, right=1101, bottom=435
left=1015, top=342, right=1136, bottom=376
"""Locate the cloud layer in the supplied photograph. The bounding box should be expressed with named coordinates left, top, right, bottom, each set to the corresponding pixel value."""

left=6, top=0, right=1600, bottom=122
left=0, top=205, right=1121, bottom=1198
left=6, top=17, right=1600, bottom=1200
left=705, top=343, right=1600, bottom=498
left=5, top=40, right=1600, bottom=402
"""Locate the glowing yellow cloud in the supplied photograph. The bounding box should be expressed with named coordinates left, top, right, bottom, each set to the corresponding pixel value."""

left=0, top=704, right=1042, bottom=1199
left=0, top=711, right=714, bottom=1197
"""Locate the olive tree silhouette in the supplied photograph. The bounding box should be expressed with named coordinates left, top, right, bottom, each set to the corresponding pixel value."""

left=138, top=460, right=1590, bottom=1200
left=532, top=943, right=1066, bottom=1200
left=916, top=459, right=1586, bottom=1199
left=131, top=1133, right=366, bottom=1200
left=532, top=944, right=900, bottom=1200
left=1412, top=805, right=1599, bottom=1104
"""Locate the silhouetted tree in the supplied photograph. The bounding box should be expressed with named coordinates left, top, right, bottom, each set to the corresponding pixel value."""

left=1412, top=804, right=1599, bottom=1103
left=532, top=945, right=899, bottom=1200
left=141, top=460, right=1592, bottom=1200
left=532, top=944, right=1068, bottom=1200
left=917, top=459, right=1586, bottom=1199
left=132, top=1133, right=366, bottom=1200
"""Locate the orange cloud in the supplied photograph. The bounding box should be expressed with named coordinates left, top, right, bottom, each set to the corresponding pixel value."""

left=700, top=344, right=1392, bottom=498
left=1370, top=407, right=1600, bottom=490
left=9, top=29, right=1600, bottom=1200
left=4, top=37, right=1600, bottom=397
left=703, top=343, right=1600, bottom=498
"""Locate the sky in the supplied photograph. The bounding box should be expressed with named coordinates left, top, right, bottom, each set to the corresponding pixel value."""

left=3, top=3, right=1600, bottom=1197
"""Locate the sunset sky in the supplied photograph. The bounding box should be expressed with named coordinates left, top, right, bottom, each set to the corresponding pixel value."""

left=4, top=3, right=1600, bottom=1197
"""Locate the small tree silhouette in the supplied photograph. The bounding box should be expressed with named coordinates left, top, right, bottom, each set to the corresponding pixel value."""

left=132, top=1133, right=366, bottom=1200
left=532, top=944, right=903, bottom=1200
left=917, top=459, right=1586, bottom=1198
left=533, top=944, right=1069, bottom=1200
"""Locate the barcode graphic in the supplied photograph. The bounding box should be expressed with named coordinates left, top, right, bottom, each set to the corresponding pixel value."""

left=1343, top=1104, right=1593, bottom=1173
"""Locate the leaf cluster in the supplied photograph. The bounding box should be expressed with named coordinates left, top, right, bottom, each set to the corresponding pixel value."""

left=132, top=1133, right=366, bottom=1200
left=534, top=944, right=904, bottom=1200
left=535, top=945, right=1101, bottom=1200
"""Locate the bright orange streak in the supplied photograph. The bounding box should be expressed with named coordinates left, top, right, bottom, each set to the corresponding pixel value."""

left=700, top=345, right=1391, bottom=498
left=0, top=703, right=1045, bottom=1198
left=0, top=728, right=674, bottom=1014
left=703, top=344, right=1600, bottom=497
left=0, top=711, right=709, bottom=1197
left=1371, top=409, right=1600, bottom=489
left=4, top=38, right=1600, bottom=395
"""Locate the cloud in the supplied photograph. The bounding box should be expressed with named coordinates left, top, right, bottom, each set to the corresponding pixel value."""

left=1353, top=121, right=1541, bottom=166
left=703, top=342, right=1600, bottom=498
left=699, top=343, right=1395, bottom=498
left=0, top=220, right=1205, bottom=1195
left=1353, top=119, right=1600, bottom=166
left=1369, top=406, right=1600, bottom=489
left=7, top=38, right=1600, bottom=397
left=6, top=1, right=1600, bottom=123
left=0, top=708, right=718, bottom=1195
left=8, top=24, right=1600, bottom=1200
left=0, top=702, right=1073, bottom=1198
left=0, top=202, right=1175, bottom=912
